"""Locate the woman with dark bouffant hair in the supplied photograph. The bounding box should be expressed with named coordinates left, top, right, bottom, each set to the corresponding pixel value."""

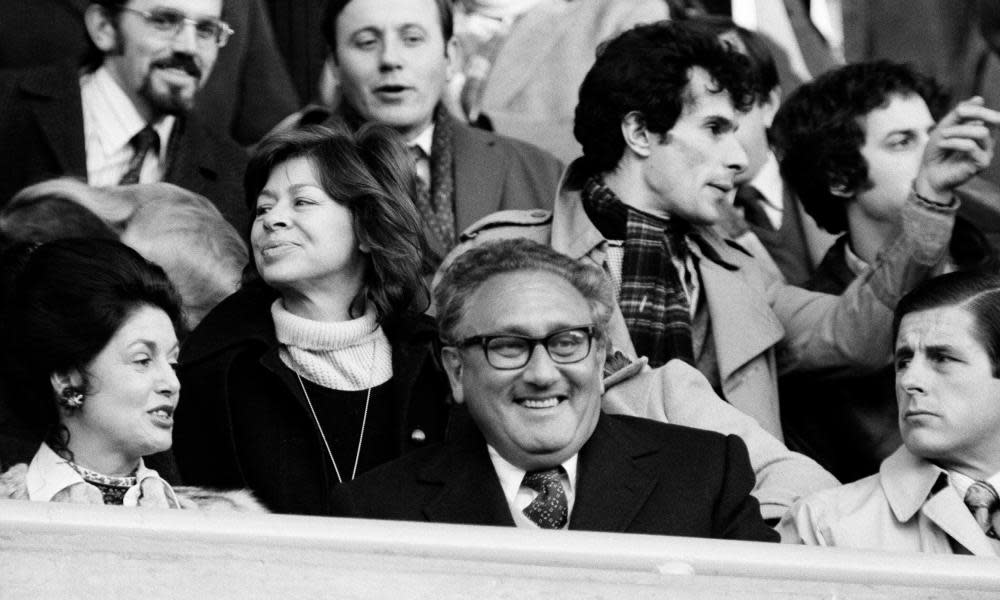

left=173, top=123, right=451, bottom=515
left=0, top=239, right=260, bottom=510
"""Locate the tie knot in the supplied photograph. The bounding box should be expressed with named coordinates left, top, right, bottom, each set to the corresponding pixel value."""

left=130, top=125, right=160, bottom=154
left=965, top=480, right=1000, bottom=511
left=964, top=480, right=1000, bottom=539
left=521, top=466, right=568, bottom=529
left=522, top=467, right=564, bottom=493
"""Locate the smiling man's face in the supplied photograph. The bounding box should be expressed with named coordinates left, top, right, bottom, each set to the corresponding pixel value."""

left=441, top=270, right=606, bottom=471
left=332, top=0, right=456, bottom=141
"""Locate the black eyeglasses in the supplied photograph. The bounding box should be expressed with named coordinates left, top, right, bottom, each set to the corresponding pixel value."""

left=452, top=326, right=595, bottom=370
left=121, top=7, right=234, bottom=48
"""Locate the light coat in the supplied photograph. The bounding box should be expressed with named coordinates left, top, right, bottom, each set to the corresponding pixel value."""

left=778, top=446, right=1000, bottom=556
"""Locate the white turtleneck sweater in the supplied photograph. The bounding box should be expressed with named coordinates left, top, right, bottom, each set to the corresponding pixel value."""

left=271, top=300, right=393, bottom=391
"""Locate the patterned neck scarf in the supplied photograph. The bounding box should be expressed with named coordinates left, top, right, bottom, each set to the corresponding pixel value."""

left=338, top=103, right=457, bottom=268
left=581, top=175, right=694, bottom=367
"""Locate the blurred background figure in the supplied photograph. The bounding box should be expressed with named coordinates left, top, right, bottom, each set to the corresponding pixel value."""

left=0, top=178, right=248, bottom=331
left=446, top=0, right=670, bottom=162
left=172, top=125, right=451, bottom=515
left=780, top=271, right=1000, bottom=557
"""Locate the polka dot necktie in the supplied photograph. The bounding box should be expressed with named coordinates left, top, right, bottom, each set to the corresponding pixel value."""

left=964, top=480, right=1000, bottom=539
left=521, top=467, right=568, bottom=529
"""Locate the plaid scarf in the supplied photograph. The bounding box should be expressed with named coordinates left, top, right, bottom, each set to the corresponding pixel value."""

left=581, top=176, right=694, bottom=367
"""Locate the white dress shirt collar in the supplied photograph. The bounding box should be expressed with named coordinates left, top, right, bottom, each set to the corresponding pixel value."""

left=80, top=66, right=174, bottom=186
left=25, top=442, right=178, bottom=506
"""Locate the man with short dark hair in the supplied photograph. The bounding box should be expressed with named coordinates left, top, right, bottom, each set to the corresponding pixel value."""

left=0, top=0, right=249, bottom=229
left=454, top=20, right=997, bottom=442
left=321, top=0, right=563, bottom=265
left=332, top=238, right=778, bottom=540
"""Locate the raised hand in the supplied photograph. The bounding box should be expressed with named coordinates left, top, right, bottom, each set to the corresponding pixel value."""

left=914, top=97, right=1000, bottom=203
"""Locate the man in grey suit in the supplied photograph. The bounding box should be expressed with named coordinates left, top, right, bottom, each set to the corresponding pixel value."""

left=321, top=0, right=563, bottom=265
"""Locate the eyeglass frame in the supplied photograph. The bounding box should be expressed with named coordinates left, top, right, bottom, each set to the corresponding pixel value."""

left=119, top=6, right=234, bottom=48
left=449, top=325, right=597, bottom=370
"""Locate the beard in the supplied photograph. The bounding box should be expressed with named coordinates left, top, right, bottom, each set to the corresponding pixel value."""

left=138, top=53, right=205, bottom=117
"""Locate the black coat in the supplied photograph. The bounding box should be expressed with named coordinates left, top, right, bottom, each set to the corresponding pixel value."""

left=172, top=283, right=452, bottom=515
left=331, top=412, right=778, bottom=542
left=0, top=61, right=249, bottom=230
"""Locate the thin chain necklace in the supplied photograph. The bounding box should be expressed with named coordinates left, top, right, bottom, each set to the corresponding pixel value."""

left=295, top=339, right=377, bottom=484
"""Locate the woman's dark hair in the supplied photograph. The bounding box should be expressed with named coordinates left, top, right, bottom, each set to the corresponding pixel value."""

left=893, top=271, right=1000, bottom=376
left=244, top=123, right=429, bottom=321
left=0, top=238, right=184, bottom=446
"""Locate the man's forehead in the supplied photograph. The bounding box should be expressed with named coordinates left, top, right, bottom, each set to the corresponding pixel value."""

left=680, top=67, right=737, bottom=117
left=860, top=92, right=934, bottom=138
left=459, top=270, right=591, bottom=333
left=336, top=0, right=442, bottom=35
left=131, top=0, right=223, bottom=18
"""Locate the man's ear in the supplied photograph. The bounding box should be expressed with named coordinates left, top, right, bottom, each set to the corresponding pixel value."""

left=440, top=346, right=465, bottom=405
left=761, top=87, right=782, bottom=128
left=444, top=36, right=461, bottom=82
left=84, top=4, right=119, bottom=53
left=620, top=111, right=655, bottom=158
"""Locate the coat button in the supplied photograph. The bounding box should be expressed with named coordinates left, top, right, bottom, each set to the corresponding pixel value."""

left=410, top=428, right=426, bottom=443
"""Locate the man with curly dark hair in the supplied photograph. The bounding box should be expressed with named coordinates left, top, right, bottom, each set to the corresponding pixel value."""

left=451, top=20, right=999, bottom=444
left=772, top=60, right=1000, bottom=482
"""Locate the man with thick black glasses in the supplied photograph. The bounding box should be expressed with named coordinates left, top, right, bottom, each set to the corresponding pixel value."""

left=330, top=238, right=777, bottom=541
left=0, top=0, right=248, bottom=229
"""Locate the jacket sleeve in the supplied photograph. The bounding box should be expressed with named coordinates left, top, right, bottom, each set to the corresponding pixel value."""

left=601, top=359, right=839, bottom=521
left=776, top=496, right=834, bottom=546
left=713, top=434, right=780, bottom=542
left=769, top=191, right=956, bottom=374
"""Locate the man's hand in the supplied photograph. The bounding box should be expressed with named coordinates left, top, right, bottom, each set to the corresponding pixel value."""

left=914, top=97, right=1000, bottom=203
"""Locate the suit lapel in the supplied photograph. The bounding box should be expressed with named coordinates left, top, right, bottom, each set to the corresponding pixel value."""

left=164, top=116, right=219, bottom=196
left=421, top=424, right=515, bottom=526
left=23, top=66, right=87, bottom=177
left=922, top=491, right=997, bottom=556
left=698, top=247, right=784, bottom=380
left=570, top=415, right=658, bottom=532
left=451, top=121, right=505, bottom=232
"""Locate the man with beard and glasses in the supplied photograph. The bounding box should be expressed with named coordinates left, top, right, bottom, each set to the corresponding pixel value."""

left=0, top=0, right=248, bottom=230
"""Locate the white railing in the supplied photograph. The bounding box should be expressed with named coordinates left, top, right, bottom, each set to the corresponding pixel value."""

left=2, top=500, right=998, bottom=599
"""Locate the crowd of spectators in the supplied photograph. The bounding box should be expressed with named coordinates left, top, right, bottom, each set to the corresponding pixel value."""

left=1, top=0, right=999, bottom=559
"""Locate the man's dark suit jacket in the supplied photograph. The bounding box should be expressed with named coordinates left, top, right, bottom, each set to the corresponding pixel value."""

left=0, top=62, right=249, bottom=231
left=331, top=412, right=779, bottom=542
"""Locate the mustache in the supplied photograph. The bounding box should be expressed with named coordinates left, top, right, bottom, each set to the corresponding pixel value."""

left=152, top=53, right=202, bottom=79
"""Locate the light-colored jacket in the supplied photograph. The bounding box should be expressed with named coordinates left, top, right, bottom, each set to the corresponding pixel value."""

left=777, top=446, right=1000, bottom=556
left=454, top=161, right=955, bottom=439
